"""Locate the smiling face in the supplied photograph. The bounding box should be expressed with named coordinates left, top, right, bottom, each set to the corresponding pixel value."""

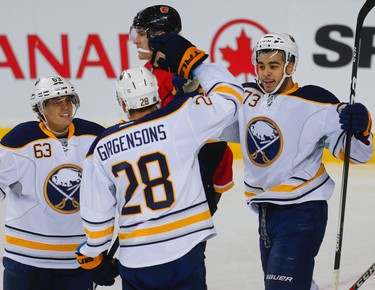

left=256, top=50, right=295, bottom=94
left=42, top=96, right=74, bottom=134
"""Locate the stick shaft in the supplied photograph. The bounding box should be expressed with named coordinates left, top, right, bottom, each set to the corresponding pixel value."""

left=333, top=1, right=375, bottom=289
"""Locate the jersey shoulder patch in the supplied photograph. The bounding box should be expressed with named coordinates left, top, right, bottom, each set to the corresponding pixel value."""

left=1, top=121, right=48, bottom=148
left=292, top=85, right=340, bottom=104
left=73, top=118, right=105, bottom=137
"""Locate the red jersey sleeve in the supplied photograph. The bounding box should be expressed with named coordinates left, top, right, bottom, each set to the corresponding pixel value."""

left=145, top=62, right=175, bottom=108
left=213, top=145, right=234, bottom=193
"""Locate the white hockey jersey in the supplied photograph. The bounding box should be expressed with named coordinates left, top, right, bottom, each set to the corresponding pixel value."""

left=239, top=83, right=373, bottom=211
left=79, top=63, right=243, bottom=268
left=0, top=118, right=104, bottom=269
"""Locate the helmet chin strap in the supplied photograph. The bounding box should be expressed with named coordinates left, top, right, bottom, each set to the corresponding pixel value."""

left=42, top=119, right=69, bottom=136
left=256, top=61, right=294, bottom=95
left=40, top=107, right=78, bottom=137
left=150, top=50, right=158, bottom=71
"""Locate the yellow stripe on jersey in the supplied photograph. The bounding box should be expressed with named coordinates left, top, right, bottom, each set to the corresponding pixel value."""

left=6, top=235, right=79, bottom=251
left=268, top=164, right=326, bottom=193
left=39, top=122, right=75, bottom=140
left=84, top=225, right=114, bottom=239
left=119, top=210, right=212, bottom=240
left=214, top=181, right=234, bottom=194
left=245, top=192, right=257, bottom=198
left=244, top=165, right=327, bottom=197
left=338, top=148, right=358, bottom=164
left=211, top=85, right=243, bottom=103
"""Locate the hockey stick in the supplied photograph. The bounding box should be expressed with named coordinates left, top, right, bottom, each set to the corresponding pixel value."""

left=333, top=0, right=375, bottom=289
left=90, top=237, right=120, bottom=290
left=348, top=261, right=375, bottom=290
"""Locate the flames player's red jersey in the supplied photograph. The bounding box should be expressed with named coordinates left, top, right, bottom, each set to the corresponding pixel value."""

left=145, top=62, right=175, bottom=108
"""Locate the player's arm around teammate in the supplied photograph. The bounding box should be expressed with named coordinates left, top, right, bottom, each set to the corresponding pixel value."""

left=130, top=5, right=235, bottom=216
left=75, top=33, right=243, bottom=289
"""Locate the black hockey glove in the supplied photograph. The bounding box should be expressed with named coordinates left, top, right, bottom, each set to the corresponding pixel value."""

left=76, top=246, right=119, bottom=286
left=149, top=33, right=208, bottom=79
left=172, top=75, right=203, bottom=98
left=337, top=102, right=372, bottom=140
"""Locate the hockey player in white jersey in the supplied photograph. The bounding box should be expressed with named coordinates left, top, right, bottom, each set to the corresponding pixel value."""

left=239, top=32, right=373, bottom=290
left=0, top=76, right=105, bottom=290
left=130, top=4, right=235, bottom=216
left=75, top=33, right=243, bottom=289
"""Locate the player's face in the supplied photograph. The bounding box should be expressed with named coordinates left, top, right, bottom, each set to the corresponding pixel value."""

left=131, top=28, right=153, bottom=60
left=131, top=28, right=166, bottom=65
left=256, top=51, right=290, bottom=93
left=43, top=96, right=74, bottom=133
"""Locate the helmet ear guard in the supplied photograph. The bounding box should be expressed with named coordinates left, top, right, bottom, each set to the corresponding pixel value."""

left=116, top=67, right=160, bottom=112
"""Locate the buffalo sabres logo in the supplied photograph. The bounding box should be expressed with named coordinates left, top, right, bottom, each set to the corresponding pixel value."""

left=246, top=117, right=282, bottom=166
left=44, top=164, right=82, bottom=213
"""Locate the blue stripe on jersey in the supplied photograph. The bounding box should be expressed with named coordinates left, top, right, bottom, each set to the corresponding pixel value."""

left=1, top=187, right=6, bottom=199
left=332, top=130, right=346, bottom=156
left=242, top=82, right=259, bottom=90
left=81, top=216, right=115, bottom=225
left=86, top=135, right=101, bottom=157
left=242, top=82, right=340, bottom=104
left=87, top=239, right=112, bottom=248
left=72, top=118, right=105, bottom=136
left=1, top=118, right=104, bottom=150
left=98, top=96, right=190, bottom=141
left=248, top=176, right=330, bottom=204
left=119, top=226, right=215, bottom=248
left=292, top=85, right=340, bottom=104
left=4, top=249, right=76, bottom=261
left=121, top=200, right=207, bottom=229
left=5, top=225, right=86, bottom=238
left=1, top=121, right=48, bottom=148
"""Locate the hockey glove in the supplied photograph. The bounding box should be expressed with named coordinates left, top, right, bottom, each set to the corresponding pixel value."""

left=76, top=244, right=118, bottom=286
left=172, top=75, right=203, bottom=98
left=149, top=33, right=208, bottom=79
left=337, top=102, right=372, bottom=140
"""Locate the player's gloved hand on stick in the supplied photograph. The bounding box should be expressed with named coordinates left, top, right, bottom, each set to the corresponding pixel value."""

left=76, top=243, right=119, bottom=286
left=337, top=102, right=372, bottom=140
left=149, top=33, right=208, bottom=79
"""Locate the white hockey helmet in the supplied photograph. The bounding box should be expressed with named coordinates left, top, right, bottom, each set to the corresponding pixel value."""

left=30, top=75, right=80, bottom=113
left=252, top=32, right=299, bottom=69
left=252, top=32, right=299, bottom=94
left=116, top=67, right=160, bottom=111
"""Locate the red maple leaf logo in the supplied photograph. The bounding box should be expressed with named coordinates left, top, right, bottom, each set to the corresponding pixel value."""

left=220, top=29, right=255, bottom=80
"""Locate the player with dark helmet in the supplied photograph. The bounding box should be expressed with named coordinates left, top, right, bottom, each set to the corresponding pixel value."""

left=129, top=5, right=235, bottom=217
left=130, top=5, right=181, bottom=40
left=129, top=5, right=181, bottom=107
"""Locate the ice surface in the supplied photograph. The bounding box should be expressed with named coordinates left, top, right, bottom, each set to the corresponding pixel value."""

left=0, top=161, right=374, bottom=289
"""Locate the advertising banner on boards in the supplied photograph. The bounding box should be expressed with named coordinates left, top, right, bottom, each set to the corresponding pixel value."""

left=1, top=0, right=374, bottom=128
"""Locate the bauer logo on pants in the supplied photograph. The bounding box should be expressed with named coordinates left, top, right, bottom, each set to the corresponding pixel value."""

left=44, top=164, right=82, bottom=214
left=246, top=117, right=282, bottom=166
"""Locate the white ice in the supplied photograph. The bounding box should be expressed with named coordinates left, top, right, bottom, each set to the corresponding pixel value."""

left=0, top=161, right=374, bottom=289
